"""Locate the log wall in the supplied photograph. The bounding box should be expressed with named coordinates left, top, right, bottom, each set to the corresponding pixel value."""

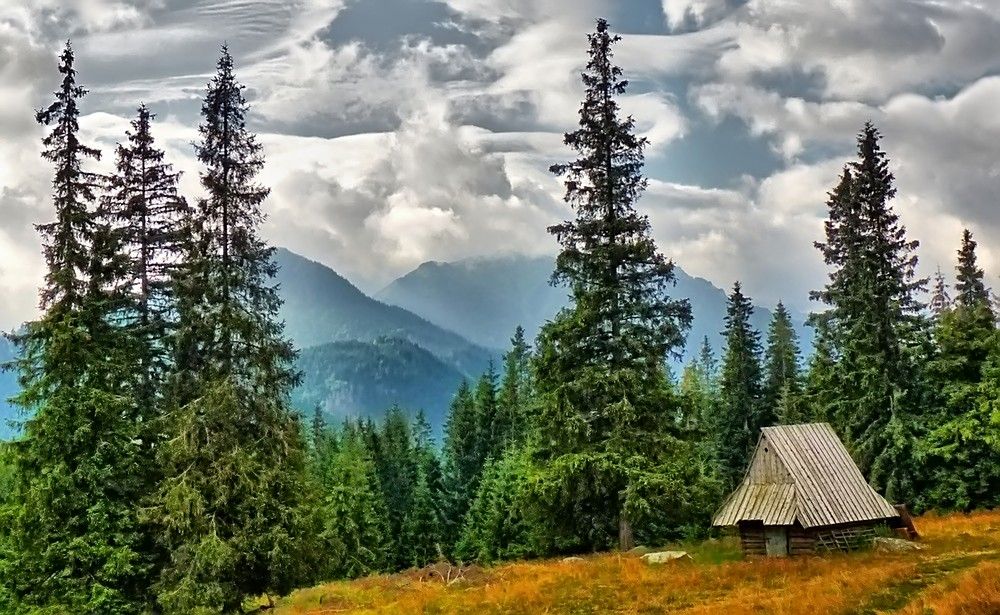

left=739, top=522, right=817, bottom=556
left=738, top=522, right=766, bottom=556
left=788, top=524, right=816, bottom=555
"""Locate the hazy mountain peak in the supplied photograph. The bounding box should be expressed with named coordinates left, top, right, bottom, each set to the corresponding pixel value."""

left=379, top=254, right=813, bottom=361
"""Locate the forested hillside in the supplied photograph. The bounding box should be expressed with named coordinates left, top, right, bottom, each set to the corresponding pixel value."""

left=292, top=337, right=465, bottom=431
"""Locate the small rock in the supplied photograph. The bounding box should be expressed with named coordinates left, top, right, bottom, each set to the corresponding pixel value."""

left=873, top=537, right=925, bottom=553
left=627, top=546, right=651, bottom=556
left=561, top=556, right=584, bottom=563
left=641, top=551, right=692, bottom=564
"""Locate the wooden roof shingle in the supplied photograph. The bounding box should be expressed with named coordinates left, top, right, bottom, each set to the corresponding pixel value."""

left=712, top=423, right=899, bottom=529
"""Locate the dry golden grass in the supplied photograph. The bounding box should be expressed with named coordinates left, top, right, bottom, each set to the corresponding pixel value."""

left=897, top=560, right=1000, bottom=615
left=273, top=510, right=1000, bottom=615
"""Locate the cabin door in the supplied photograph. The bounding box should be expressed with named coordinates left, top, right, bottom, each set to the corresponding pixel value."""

left=765, top=527, right=788, bottom=557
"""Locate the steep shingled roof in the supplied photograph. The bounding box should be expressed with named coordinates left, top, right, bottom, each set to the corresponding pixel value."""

left=713, top=423, right=899, bottom=528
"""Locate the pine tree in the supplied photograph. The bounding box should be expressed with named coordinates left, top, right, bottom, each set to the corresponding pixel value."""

left=955, top=229, right=991, bottom=309
left=802, top=317, right=839, bottom=422
left=474, top=362, right=499, bottom=464
left=533, top=18, right=698, bottom=551
left=496, top=326, right=533, bottom=452
left=812, top=122, right=926, bottom=501
left=456, top=447, right=545, bottom=563
left=150, top=47, right=311, bottom=613
left=715, top=282, right=764, bottom=489
left=696, top=336, right=719, bottom=394
left=929, top=267, right=952, bottom=318
left=922, top=231, right=998, bottom=510
left=105, top=104, right=189, bottom=416
left=401, top=465, right=444, bottom=568
left=317, top=426, right=390, bottom=579
left=677, top=360, right=710, bottom=432
left=762, top=301, right=802, bottom=423
left=443, top=380, right=482, bottom=549
left=372, top=407, right=418, bottom=569
left=411, top=410, right=447, bottom=523
left=4, top=41, right=153, bottom=613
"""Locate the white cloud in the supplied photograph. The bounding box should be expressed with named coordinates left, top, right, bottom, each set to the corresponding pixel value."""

left=662, top=0, right=735, bottom=31
left=713, top=0, right=1000, bottom=102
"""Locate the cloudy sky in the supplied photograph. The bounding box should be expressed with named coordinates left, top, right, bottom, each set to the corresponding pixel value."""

left=2, top=0, right=1000, bottom=330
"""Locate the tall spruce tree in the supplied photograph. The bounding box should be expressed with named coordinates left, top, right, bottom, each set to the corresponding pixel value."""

left=715, top=282, right=764, bottom=489
left=495, top=326, right=533, bottom=452
left=104, top=104, right=189, bottom=440
left=533, top=19, right=701, bottom=551
left=372, top=407, right=418, bottom=569
left=150, top=47, right=311, bottom=613
left=474, top=363, right=499, bottom=463
left=316, top=423, right=389, bottom=579
left=922, top=231, right=998, bottom=510
left=442, top=380, right=482, bottom=549
left=4, top=42, right=152, bottom=613
left=812, top=122, right=926, bottom=502
left=696, top=336, right=719, bottom=393
left=955, top=229, right=990, bottom=308
left=928, top=267, right=951, bottom=318
left=400, top=464, right=444, bottom=568
left=802, top=317, right=838, bottom=423
left=677, top=360, right=710, bottom=432
left=762, top=301, right=802, bottom=423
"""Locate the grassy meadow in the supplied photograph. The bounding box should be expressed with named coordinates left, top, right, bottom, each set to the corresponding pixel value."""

left=270, top=510, right=1000, bottom=614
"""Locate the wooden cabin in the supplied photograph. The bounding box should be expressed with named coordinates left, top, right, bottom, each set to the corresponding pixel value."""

left=712, top=423, right=900, bottom=557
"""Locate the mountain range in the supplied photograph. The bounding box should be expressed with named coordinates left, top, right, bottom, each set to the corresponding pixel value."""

left=0, top=249, right=811, bottom=438
left=377, top=254, right=812, bottom=366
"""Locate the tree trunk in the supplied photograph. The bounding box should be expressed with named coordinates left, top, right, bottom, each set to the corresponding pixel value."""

left=619, top=513, right=634, bottom=551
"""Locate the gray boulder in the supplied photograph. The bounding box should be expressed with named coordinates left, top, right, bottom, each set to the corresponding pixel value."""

left=873, top=537, right=925, bottom=553
left=641, top=551, right=692, bottom=564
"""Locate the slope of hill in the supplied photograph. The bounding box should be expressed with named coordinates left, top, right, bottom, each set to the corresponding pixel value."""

left=292, top=337, right=464, bottom=432
left=275, top=248, right=496, bottom=376
left=378, top=255, right=813, bottom=363
left=273, top=510, right=1000, bottom=614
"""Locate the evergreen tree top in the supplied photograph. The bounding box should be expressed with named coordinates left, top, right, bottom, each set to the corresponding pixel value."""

left=34, top=40, right=103, bottom=313
left=929, top=266, right=952, bottom=316
left=724, top=282, right=754, bottom=331
left=955, top=229, right=990, bottom=308
left=543, top=18, right=691, bottom=372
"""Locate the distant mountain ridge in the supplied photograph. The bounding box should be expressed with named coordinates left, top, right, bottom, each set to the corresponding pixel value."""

left=274, top=248, right=499, bottom=428
left=274, top=248, right=497, bottom=375
left=378, top=254, right=813, bottom=365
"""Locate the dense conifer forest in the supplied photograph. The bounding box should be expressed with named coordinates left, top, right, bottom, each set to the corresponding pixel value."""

left=0, top=18, right=998, bottom=615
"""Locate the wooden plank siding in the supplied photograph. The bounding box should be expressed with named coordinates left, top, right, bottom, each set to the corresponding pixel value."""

left=738, top=522, right=766, bottom=556
left=789, top=523, right=816, bottom=556
left=747, top=440, right=794, bottom=484
left=739, top=522, right=817, bottom=557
